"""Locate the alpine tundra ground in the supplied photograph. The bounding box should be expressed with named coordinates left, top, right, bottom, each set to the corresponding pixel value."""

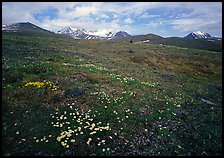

left=2, top=32, right=222, bottom=156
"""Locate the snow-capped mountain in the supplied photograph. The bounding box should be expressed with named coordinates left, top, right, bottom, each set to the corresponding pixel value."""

left=57, top=27, right=76, bottom=34
left=56, top=27, right=130, bottom=40
left=185, top=31, right=212, bottom=39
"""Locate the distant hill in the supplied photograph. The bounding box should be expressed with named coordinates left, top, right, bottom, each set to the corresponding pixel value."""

left=111, top=33, right=221, bottom=52
left=2, top=22, right=54, bottom=34
left=2, top=22, right=222, bottom=52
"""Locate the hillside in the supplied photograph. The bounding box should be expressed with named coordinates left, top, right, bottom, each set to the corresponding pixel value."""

left=2, top=22, right=54, bottom=34
left=2, top=22, right=222, bottom=52
left=114, top=34, right=222, bottom=52
left=2, top=31, right=222, bottom=156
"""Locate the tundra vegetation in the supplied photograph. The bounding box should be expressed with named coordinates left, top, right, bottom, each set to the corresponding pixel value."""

left=2, top=32, right=222, bottom=156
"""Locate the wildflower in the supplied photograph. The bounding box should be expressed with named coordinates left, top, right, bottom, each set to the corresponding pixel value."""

left=77, top=127, right=81, bottom=131
left=145, top=129, right=148, bottom=132
left=126, top=116, right=129, bottom=118
left=109, top=136, right=113, bottom=139
left=36, top=140, right=39, bottom=143
left=33, top=137, right=36, bottom=139
left=21, top=138, right=26, bottom=141
left=90, top=131, right=97, bottom=135
left=107, top=148, right=110, bottom=151
left=101, top=140, right=106, bottom=143
left=87, top=138, right=92, bottom=145
left=71, top=139, right=76, bottom=143
left=57, top=137, right=61, bottom=142
left=80, top=132, right=83, bottom=135
left=16, top=131, right=19, bottom=135
left=105, top=106, right=107, bottom=109
left=102, top=148, right=106, bottom=152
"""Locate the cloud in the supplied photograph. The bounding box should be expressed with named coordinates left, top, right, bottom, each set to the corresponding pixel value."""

left=124, top=18, right=134, bottom=24
left=2, top=2, right=222, bottom=37
left=113, top=14, right=118, bottom=19
left=139, top=13, right=160, bottom=19
left=146, top=21, right=162, bottom=28
left=100, top=14, right=110, bottom=19
left=2, top=2, right=78, bottom=24
left=169, top=18, right=222, bottom=36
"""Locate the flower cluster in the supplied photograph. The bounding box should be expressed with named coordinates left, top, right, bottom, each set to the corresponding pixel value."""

left=110, top=73, right=158, bottom=87
left=91, top=90, right=135, bottom=107
left=78, top=63, right=110, bottom=72
left=49, top=104, right=112, bottom=149
left=140, top=81, right=159, bottom=88
left=23, top=81, right=59, bottom=91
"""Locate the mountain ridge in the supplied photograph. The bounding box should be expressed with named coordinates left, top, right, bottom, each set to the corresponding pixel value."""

left=56, top=27, right=131, bottom=40
left=2, top=22, right=222, bottom=52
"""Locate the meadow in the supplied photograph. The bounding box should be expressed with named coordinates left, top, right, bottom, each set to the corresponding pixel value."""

left=2, top=32, right=222, bottom=156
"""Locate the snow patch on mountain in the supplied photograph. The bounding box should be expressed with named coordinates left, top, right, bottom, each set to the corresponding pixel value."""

left=185, top=31, right=212, bottom=39
left=135, top=39, right=151, bottom=44
left=56, top=27, right=130, bottom=40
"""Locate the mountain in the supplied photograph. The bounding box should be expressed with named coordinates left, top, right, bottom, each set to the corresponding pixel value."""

left=2, top=22, right=54, bottom=34
left=111, top=33, right=163, bottom=42
left=56, top=27, right=131, bottom=40
left=185, top=31, right=212, bottom=39
left=2, top=22, right=221, bottom=52
left=114, top=31, right=131, bottom=38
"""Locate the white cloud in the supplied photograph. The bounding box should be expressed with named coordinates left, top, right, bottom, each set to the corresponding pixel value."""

left=100, top=14, right=110, bottom=19
left=139, top=13, right=160, bottom=19
left=169, top=18, right=221, bottom=36
left=113, top=14, right=118, bottom=19
left=124, top=18, right=134, bottom=24
left=146, top=21, right=162, bottom=28
left=2, top=2, right=222, bottom=37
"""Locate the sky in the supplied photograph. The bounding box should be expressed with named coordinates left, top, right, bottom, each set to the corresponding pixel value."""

left=2, top=2, right=222, bottom=37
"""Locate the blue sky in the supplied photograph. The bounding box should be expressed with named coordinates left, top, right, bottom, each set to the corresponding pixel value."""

left=2, top=2, right=222, bottom=37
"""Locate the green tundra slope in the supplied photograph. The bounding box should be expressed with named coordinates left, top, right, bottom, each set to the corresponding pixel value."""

left=2, top=32, right=222, bottom=156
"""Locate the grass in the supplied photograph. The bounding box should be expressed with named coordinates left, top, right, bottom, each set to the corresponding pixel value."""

left=2, top=31, right=222, bottom=156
